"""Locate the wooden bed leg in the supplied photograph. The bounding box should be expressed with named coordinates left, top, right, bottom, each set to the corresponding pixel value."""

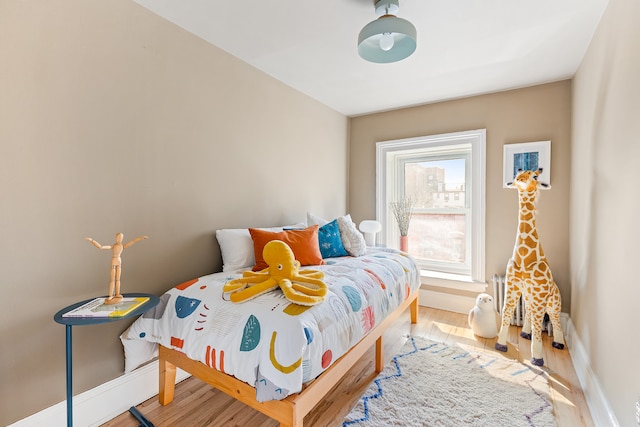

left=159, top=354, right=177, bottom=405
left=279, top=409, right=303, bottom=427
left=410, top=293, right=419, bottom=324
left=375, top=335, right=384, bottom=373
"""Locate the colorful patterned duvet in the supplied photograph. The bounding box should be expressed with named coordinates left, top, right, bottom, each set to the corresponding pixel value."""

left=121, top=247, right=420, bottom=401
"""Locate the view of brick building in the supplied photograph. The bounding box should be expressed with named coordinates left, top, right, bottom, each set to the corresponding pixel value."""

left=403, top=161, right=467, bottom=264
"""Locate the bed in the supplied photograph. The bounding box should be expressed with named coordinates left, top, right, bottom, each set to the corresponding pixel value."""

left=121, top=218, right=421, bottom=427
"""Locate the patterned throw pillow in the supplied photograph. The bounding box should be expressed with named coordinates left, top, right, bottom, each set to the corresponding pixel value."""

left=337, top=215, right=367, bottom=257
left=307, top=212, right=367, bottom=257
left=318, top=219, right=349, bottom=258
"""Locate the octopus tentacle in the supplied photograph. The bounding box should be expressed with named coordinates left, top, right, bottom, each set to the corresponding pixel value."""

left=280, top=279, right=326, bottom=306
left=224, top=274, right=268, bottom=290
left=289, top=284, right=326, bottom=298
left=239, top=270, right=270, bottom=279
left=289, top=277, right=327, bottom=296
left=225, top=277, right=279, bottom=302
left=297, top=270, right=325, bottom=280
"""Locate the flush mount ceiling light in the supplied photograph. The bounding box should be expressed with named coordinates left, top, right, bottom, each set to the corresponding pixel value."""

left=358, top=0, right=417, bottom=63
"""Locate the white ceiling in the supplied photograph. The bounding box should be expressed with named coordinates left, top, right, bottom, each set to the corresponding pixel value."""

left=133, top=0, right=609, bottom=117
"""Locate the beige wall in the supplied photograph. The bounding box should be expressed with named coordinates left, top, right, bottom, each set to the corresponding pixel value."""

left=349, top=81, right=572, bottom=304
left=0, top=1, right=347, bottom=424
left=571, top=0, right=640, bottom=425
left=5, top=0, right=635, bottom=424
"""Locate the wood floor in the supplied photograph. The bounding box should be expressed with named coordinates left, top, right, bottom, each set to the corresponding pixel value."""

left=102, top=306, right=593, bottom=427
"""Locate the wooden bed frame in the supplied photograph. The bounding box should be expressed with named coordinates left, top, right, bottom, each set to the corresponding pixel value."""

left=158, top=290, right=419, bottom=427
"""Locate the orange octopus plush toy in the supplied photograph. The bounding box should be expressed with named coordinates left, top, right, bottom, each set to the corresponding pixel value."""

left=223, top=240, right=328, bottom=306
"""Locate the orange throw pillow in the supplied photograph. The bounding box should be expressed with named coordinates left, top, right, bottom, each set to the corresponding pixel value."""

left=249, top=225, right=324, bottom=271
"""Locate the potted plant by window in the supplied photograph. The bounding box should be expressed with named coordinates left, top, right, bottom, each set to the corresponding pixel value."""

left=390, top=197, right=414, bottom=252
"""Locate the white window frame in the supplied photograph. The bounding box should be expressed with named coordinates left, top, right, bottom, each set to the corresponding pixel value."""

left=376, top=129, right=486, bottom=285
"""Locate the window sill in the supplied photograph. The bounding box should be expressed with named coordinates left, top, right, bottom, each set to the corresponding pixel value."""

left=420, top=270, right=487, bottom=292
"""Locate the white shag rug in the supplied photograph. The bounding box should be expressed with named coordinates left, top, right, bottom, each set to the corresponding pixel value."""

left=344, top=336, right=556, bottom=427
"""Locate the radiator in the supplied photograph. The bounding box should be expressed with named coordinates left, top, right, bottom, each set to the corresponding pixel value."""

left=492, top=274, right=552, bottom=334
left=492, top=274, right=525, bottom=326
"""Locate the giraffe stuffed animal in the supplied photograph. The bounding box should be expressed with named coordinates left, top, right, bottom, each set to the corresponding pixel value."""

left=494, top=168, right=565, bottom=366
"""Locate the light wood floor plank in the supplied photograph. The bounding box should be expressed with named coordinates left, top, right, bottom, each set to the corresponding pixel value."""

left=102, top=307, right=592, bottom=427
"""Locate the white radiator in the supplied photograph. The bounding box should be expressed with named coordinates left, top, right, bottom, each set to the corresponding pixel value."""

left=492, top=274, right=525, bottom=326
left=492, top=274, right=552, bottom=334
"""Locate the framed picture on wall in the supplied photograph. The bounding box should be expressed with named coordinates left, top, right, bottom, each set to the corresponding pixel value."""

left=503, top=141, right=551, bottom=189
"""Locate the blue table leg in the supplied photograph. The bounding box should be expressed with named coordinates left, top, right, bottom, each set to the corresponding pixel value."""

left=129, top=406, right=155, bottom=426
left=66, top=324, right=73, bottom=427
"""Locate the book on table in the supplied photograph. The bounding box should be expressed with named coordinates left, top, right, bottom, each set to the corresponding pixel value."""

left=62, top=296, right=150, bottom=318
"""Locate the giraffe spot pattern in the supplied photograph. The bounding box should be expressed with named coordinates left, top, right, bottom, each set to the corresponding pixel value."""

left=498, top=169, right=565, bottom=364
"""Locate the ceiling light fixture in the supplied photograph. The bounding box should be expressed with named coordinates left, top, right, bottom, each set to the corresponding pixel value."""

left=358, top=0, right=417, bottom=63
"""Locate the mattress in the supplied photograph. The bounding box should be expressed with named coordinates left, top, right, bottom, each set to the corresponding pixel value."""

left=121, top=247, right=420, bottom=401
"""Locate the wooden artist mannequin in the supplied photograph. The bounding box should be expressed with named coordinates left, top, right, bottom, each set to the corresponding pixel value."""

left=86, top=233, right=148, bottom=304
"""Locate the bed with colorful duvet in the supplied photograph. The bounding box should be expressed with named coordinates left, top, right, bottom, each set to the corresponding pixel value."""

left=121, top=217, right=421, bottom=427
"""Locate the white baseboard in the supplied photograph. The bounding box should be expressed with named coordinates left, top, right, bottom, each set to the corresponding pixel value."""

left=565, top=316, right=620, bottom=427
left=419, top=288, right=477, bottom=314
left=8, top=361, right=190, bottom=427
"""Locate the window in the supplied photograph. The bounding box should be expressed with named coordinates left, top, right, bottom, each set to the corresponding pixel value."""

left=376, top=129, right=486, bottom=283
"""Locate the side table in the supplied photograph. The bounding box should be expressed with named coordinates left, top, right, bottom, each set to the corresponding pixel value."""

left=54, top=293, right=160, bottom=427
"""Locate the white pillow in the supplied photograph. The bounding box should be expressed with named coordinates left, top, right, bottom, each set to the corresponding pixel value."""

left=216, top=223, right=305, bottom=272
left=337, top=215, right=367, bottom=257
left=307, top=212, right=367, bottom=257
left=216, top=228, right=256, bottom=272
left=120, top=326, right=158, bottom=373
left=306, top=212, right=329, bottom=226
